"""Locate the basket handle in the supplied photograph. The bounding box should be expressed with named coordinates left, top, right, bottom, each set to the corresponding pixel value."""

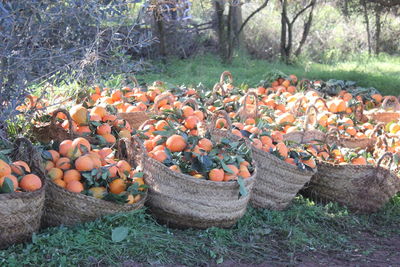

left=324, top=127, right=340, bottom=144
left=138, top=119, right=158, bottom=131
left=152, top=93, right=174, bottom=114
left=312, top=97, right=329, bottom=111
left=128, top=76, right=139, bottom=88
left=238, top=91, right=259, bottom=122
left=353, top=102, right=364, bottom=122
left=50, top=108, right=75, bottom=138
left=376, top=152, right=394, bottom=170
left=209, top=110, right=233, bottom=132
left=298, top=79, right=312, bottom=91
left=181, top=98, right=199, bottom=111
left=12, top=137, right=45, bottom=176
left=370, top=122, right=385, bottom=137
left=290, top=96, right=306, bottom=116
left=382, top=96, right=400, bottom=111
left=303, top=105, right=319, bottom=132
left=219, top=71, right=233, bottom=85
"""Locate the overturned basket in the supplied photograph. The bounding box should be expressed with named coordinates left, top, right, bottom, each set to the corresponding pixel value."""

left=0, top=138, right=46, bottom=249
left=138, top=112, right=256, bottom=229
left=304, top=152, right=400, bottom=213
left=43, top=138, right=147, bottom=228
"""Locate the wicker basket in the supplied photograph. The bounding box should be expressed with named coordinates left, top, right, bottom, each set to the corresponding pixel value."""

left=118, top=93, right=174, bottom=130
left=284, top=105, right=326, bottom=144
left=42, top=138, right=147, bottom=228
left=0, top=138, right=46, bottom=249
left=32, top=108, right=98, bottom=144
left=304, top=152, right=400, bottom=213
left=365, top=96, right=400, bottom=123
left=138, top=111, right=256, bottom=229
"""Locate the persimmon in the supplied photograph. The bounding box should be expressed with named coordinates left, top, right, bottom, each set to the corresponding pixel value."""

left=59, top=140, right=73, bottom=157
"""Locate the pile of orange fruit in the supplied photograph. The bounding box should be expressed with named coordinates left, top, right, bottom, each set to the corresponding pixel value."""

left=0, top=159, right=42, bottom=193
left=43, top=137, right=146, bottom=204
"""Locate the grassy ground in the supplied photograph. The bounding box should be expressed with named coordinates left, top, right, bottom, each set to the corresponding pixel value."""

left=2, top=54, right=400, bottom=266
left=135, top=53, right=400, bottom=96
left=1, top=196, right=399, bottom=266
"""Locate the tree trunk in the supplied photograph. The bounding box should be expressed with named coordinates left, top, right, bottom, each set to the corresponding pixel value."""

left=361, top=0, right=372, bottom=55
left=280, top=0, right=288, bottom=62
left=225, top=4, right=234, bottom=63
left=154, top=13, right=167, bottom=63
left=214, top=0, right=227, bottom=62
left=295, top=0, right=317, bottom=57
left=231, top=3, right=244, bottom=48
left=375, top=5, right=382, bottom=55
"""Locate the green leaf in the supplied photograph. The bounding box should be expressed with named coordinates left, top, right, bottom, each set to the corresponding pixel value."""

left=0, top=177, right=15, bottom=193
left=216, top=257, right=224, bottom=264
left=42, top=150, right=53, bottom=161
left=237, top=177, right=247, bottom=197
left=220, top=160, right=235, bottom=174
left=133, top=172, right=144, bottom=178
left=111, top=227, right=129, bottom=242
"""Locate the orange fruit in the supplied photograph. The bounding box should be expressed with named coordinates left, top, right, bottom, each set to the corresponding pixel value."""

left=88, top=186, right=106, bottom=199
left=285, top=158, right=296, bottom=165
left=151, top=150, right=168, bottom=162
left=198, top=138, right=213, bottom=152
left=43, top=160, right=55, bottom=171
left=182, top=106, right=194, bottom=118
left=0, top=159, right=12, bottom=178
left=10, top=161, right=31, bottom=175
left=47, top=150, right=60, bottom=163
left=271, top=131, right=283, bottom=142
left=184, top=116, right=199, bottom=130
left=90, top=106, right=107, bottom=118
left=66, top=180, right=84, bottom=193
left=215, top=118, right=227, bottom=129
left=143, top=140, right=155, bottom=152
left=63, top=169, right=82, bottom=183
left=302, top=158, right=316, bottom=169
left=47, top=167, right=63, bottom=180
left=98, top=147, right=113, bottom=159
left=53, top=179, right=66, bottom=188
left=56, top=157, right=71, bottom=170
left=209, top=169, right=224, bottom=182
left=106, top=165, right=118, bottom=178
left=20, top=174, right=42, bottom=191
left=351, top=157, right=367, bottom=165
left=169, top=165, right=181, bottom=172
left=238, top=165, right=251, bottom=178
left=75, top=155, right=94, bottom=172
left=0, top=175, right=18, bottom=190
left=127, top=194, right=141, bottom=204
left=72, top=137, right=91, bottom=153
left=166, top=135, right=186, bottom=152
left=102, top=133, right=117, bottom=144
left=59, top=140, right=73, bottom=157
left=70, top=105, right=89, bottom=125
left=155, top=120, right=168, bottom=131
left=276, top=142, right=288, bottom=158
left=96, top=124, right=112, bottom=135
left=261, top=136, right=273, bottom=146
left=193, top=110, right=204, bottom=121
left=117, top=160, right=131, bottom=174
left=109, top=178, right=126, bottom=194
left=66, top=147, right=82, bottom=160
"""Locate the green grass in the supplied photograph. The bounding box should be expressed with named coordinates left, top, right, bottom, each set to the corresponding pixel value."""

left=133, top=53, right=400, bottom=96
left=1, top=195, right=399, bottom=266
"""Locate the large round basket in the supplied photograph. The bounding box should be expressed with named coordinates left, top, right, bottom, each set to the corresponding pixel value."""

left=365, top=96, right=400, bottom=123
left=0, top=138, right=46, bottom=249
left=303, top=152, right=400, bottom=213
left=42, top=138, right=147, bottom=228
left=137, top=112, right=256, bottom=229
left=250, top=146, right=316, bottom=210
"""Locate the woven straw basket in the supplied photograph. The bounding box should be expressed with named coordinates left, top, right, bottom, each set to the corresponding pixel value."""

left=284, top=105, right=326, bottom=144
left=138, top=112, right=256, bottom=229
left=250, top=147, right=316, bottom=210
left=0, top=138, right=46, bottom=249
left=118, top=93, right=174, bottom=130
left=365, top=96, right=400, bottom=123
left=32, top=108, right=99, bottom=144
left=43, top=138, right=147, bottom=228
left=304, top=152, right=400, bottom=213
